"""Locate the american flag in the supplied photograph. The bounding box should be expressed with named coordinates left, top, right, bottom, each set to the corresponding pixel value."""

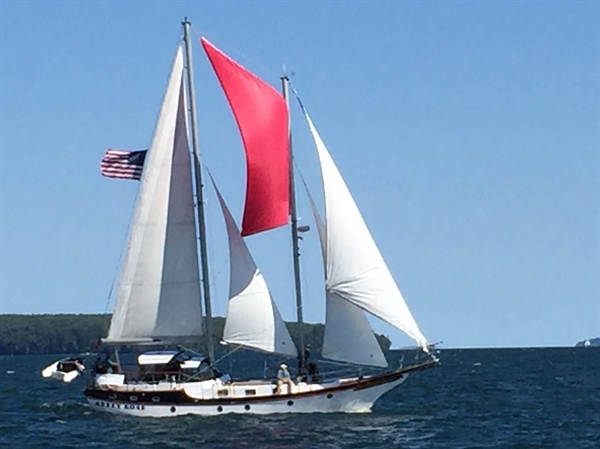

left=100, top=149, right=147, bottom=180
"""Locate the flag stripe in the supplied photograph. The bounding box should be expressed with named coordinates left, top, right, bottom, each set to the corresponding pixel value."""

left=100, top=149, right=147, bottom=181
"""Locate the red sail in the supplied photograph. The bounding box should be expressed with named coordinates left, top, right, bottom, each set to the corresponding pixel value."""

left=201, top=37, right=290, bottom=236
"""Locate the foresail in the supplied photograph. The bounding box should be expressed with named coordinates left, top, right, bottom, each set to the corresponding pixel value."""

left=106, top=46, right=203, bottom=342
left=201, top=38, right=290, bottom=236
left=303, top=182, right=387, bottom=367
left=300, top=109, right=429, bottom=352
left=323, top=293, right=388, bottom=367
left=301, top=175, right=327, bottom=265
left=209, top=174, right=297, bottom=357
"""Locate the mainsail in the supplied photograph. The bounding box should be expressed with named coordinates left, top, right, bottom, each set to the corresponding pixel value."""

left=201, top=38, right=290, bottom=236
left=209, top=174, right=297, bottom=356
left=106, top=46, right=203, bottom=342
left=299, top=106, right=429, bottom=353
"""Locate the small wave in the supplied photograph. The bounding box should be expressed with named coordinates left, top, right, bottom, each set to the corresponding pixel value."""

left=41, top=401, right=68, bottom=408
left=40, top=401, right=87, bottom=412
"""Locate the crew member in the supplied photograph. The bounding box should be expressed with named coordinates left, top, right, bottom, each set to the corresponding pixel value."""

left=275, top=363, right=293, bottom=394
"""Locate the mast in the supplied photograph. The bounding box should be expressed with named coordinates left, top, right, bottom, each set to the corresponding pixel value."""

left=281, top=74, right=306, bottom=372
left=182, top=19, right=215, bottom=363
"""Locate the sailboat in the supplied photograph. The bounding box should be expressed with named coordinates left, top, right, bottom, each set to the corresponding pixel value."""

left=82, top=20, right=439, bottom=417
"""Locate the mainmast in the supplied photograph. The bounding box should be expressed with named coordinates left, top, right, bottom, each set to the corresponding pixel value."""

left=182, top=19, right=215, bottom=364
left=281, top=75, right=306, bottom=373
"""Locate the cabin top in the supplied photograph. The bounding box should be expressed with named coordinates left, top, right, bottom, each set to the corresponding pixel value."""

left=137, top=350, right=206, bottom=367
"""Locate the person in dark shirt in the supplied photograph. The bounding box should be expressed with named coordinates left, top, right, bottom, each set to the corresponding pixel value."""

left=94, top=356, right=108, bottom=374
left=307, top=360, right=321, bottom=383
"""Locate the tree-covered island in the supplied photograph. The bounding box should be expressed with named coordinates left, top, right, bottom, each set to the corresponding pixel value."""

left=0, top=314, right=391, bottom=356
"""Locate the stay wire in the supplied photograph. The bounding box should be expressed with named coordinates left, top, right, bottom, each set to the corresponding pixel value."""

left=103, top=185, right=140, bottom=314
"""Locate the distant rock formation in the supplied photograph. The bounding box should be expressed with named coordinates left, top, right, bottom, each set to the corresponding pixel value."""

left=575, top=337, right=600, bottom=347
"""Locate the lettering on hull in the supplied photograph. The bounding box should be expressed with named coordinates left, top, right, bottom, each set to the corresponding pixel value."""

left=95, top=401, right=145, bottom=411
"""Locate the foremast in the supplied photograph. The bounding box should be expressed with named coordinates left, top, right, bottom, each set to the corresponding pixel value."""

left=182, top=19, right=215, bottom=363
left=281, top=75, right=306, bottom=374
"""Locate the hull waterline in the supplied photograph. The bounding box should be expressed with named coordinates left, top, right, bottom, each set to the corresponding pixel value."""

left=84, top=360, right=436, bottom=417
left=86, top=377, right=406, bottom=417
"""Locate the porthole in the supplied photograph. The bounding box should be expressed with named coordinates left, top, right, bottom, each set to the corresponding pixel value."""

left=327, top=393, right=333, bottom=399
left=287, top=400, right=294, bottom=406
left=152, top=396, right=160, bottom=403
left=217, top=406, right=223, bottom=413
left=109, top=394, right=117, bottom=400
left=95, top=401, right=100, bottom=406
left=244, top=404, right=250, bottom=411
left=129, top=395, right=138, bottom=401
left=170, top=406, right=176, bottom=413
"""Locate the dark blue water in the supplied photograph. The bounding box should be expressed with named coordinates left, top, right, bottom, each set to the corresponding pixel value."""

left=1, top=348, right=598, bottom=448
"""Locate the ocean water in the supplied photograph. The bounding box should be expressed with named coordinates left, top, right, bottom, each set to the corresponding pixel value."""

left=0, top=348, right=598, bottom=449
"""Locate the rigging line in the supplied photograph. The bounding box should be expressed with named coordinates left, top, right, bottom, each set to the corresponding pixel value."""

left=213, top=309, right=299, bottom=368
left=103, top=182, right=141, bottom=314
left=209, top=340, right=245, bottom=367
left=318, top=358, right=380, bottom=369
left=319, top=366, right=373, bottom=378
left=206, top=307, right=298, bottom=368
left=201, top=193, right=227, bottom=305
left=199, top=168, right=226, bottom=320
left=221, top=312, right=298, bottom=353
left=295, top=158, right=326, bottom=307
left=294, top=159, right=314, bottom=202
left=288, top=82, right=306, bottom=113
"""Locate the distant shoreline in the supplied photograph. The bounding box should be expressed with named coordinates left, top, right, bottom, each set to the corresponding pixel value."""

left=575, top=337, right=600, bottom=347
left=0, top=313, right=391, bottom=356
left=0, top=314, right=595, bottom=353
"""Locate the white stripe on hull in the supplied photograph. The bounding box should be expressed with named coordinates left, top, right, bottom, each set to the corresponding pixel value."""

left=86, top=376, right=407, bottom=417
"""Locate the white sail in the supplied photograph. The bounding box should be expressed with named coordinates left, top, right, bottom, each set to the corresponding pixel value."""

left=323, top=293, right=388, bottom=367
left=106, top=46, right=203, bottom=342
left=303, top=182, right=388, bottom=367
left=301, top=110, right=429, bottom=352
left=209, top=175, right=297, bottom=356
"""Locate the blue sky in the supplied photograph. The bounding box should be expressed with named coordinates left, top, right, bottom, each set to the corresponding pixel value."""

left=1, top=1, right=598, bottom=349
